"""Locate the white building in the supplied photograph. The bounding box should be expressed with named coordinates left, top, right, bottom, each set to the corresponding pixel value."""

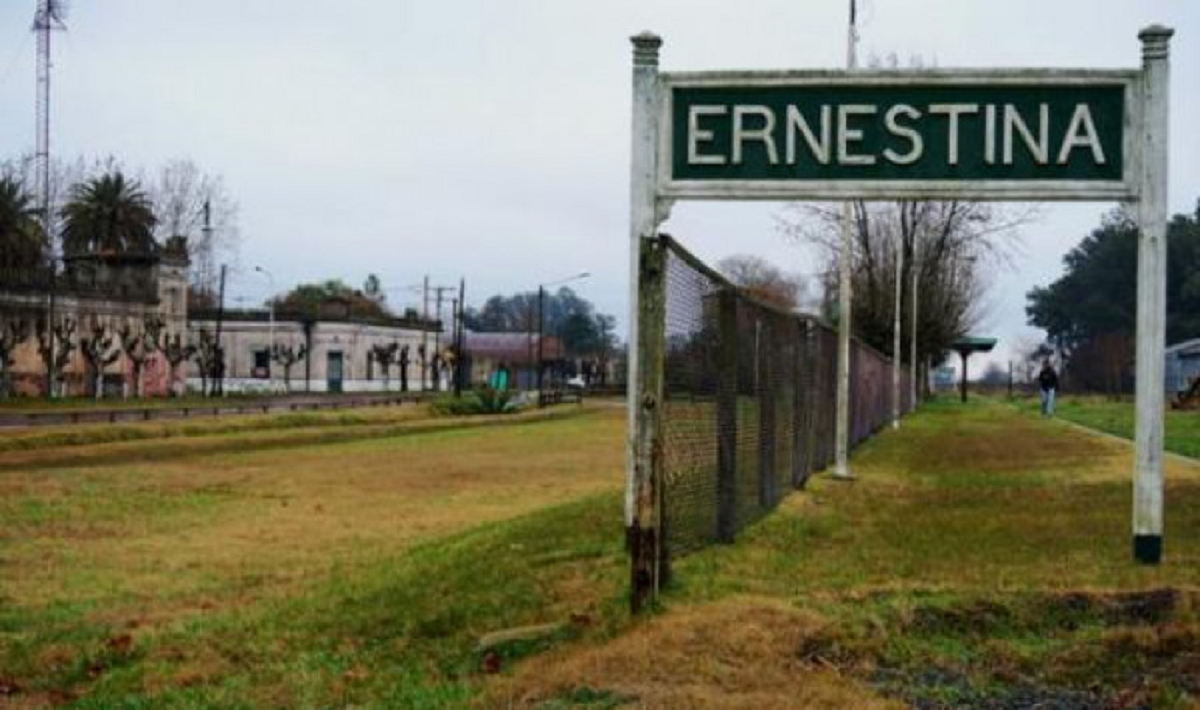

left=187, top=306, right=443, bottom=394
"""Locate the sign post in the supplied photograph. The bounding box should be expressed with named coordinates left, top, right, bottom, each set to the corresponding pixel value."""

left=627, top=25, right=1173, bottom=610
left=1133, top=25, right=1173, bottom=564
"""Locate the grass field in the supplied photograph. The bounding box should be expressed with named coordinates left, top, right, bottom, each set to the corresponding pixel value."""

left=0, top=404, right=628, bottom=706
left=3, top=397, right=1200, bottom=707
left=489, top=398, right=1200, bottom=708
left=1048, top=394, right=1200, bottom=459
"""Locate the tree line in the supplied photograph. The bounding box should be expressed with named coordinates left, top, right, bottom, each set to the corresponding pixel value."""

left=0, top=155, right=239, bottom=300
left=1027, top=200, right=1200, bottom=394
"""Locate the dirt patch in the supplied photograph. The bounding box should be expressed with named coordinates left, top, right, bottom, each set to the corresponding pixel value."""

left=481, top=599, right=901, bottom=709
left=870, top=588, right=1200, bottom=708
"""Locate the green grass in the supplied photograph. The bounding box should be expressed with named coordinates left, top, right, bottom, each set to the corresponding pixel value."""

left=485, top=397, right=1200, bottom=708
left=6, top=397, right=1200, bottom=707
left=1, top=496, right=630, bottom=707
left=1040, top=394, right=1200, bottom=459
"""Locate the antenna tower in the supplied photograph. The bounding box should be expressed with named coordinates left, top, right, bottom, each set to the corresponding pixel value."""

left=33, top=0, right=67, bottom=240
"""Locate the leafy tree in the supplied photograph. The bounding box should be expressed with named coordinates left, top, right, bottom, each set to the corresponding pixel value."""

left=463, top=287, right=617, bottom=358
left=62, top=172, right=158, bottom=256
left=0, top=177, right=47, bottom=269
left=273, top=279, right=390, bottom=320
left=717, top=254, right=805, bottom=310
left=1027, top=202, right=1200, bottom=393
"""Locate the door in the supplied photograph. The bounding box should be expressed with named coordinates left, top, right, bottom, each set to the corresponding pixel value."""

left=327, top=351, right=344, bottom=393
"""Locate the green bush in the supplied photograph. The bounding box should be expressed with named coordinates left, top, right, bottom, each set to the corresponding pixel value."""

left=430, top=386, right=519, bottom=416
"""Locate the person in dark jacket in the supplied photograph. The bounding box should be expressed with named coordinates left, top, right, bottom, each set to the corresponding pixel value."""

left=1038, top=360, right=1059, bottom=417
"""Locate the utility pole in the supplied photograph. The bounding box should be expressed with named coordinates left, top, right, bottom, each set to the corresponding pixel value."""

left=431, top=285, right=455, bottom=391
left=45, top=259, right=56, bottom=399
left=214, top=264, right=227, bottom=397
left=537, top=285, right=545, bottom=404
left=834, top=0, right=857, bottom=478
left=455, top=278, right=465, bottom=397
left=421, top=275, right=429, bottom=391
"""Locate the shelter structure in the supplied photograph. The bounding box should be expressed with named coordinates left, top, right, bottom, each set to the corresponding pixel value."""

left=952, top=336, right=997, bottom=403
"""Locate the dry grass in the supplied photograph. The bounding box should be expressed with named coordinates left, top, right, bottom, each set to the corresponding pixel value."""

left=482, top=598, right=903, bottom=709
left=0, top=406, right=623, bottom=633
left=482, top=398, right=1200, bottom=708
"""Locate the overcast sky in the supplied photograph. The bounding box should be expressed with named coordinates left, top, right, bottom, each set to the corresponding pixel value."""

left=0, top=0, right=1196, bottom=373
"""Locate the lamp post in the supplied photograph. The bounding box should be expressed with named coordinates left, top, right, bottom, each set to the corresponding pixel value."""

left=910, top=236, right=920, bottom=408
left=537, top=271, right=590, bottom=405
left=254, top=265, right=276, bottom=392
left=892, top=231, right=903, bottom=429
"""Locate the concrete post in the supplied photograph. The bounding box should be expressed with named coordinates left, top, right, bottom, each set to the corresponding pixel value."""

left=1133, top=25, right=1172, bottom=564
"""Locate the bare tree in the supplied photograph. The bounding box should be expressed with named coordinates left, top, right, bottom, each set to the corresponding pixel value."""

left=193, top=329, right=218, bottom=397
left=80, top=324, right=121, bottom=401
left=778, top=200, right=1034, bottom=364
left=398, top=344, right=411, bottom=392
left=119, top=317, right=164, bottom=399
left=162, top=333, right=196, bottom=397
left=0, top=320, right=30, bottom=398
left=149, top=158, right=240, bottom=299
left=370, top=342, right=399, bottom=391
left=270, top=342, right=307, bottom=392
left=717, top=254, right=806, bottom=311
left=36, top=317, right=75, bottom=397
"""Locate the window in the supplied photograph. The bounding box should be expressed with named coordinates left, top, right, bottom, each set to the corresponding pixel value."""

left=253, top=349, right=271, bottom=379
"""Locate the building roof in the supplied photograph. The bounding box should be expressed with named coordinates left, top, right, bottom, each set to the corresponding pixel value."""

left=190, top=307, right=440, bottom=332
left=464, top=331, right=563, bottom=364
left=951, top=336, right=998, bottom=354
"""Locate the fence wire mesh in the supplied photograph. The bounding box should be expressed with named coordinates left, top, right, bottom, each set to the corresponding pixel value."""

left=658, top=235, right=912, bottom=558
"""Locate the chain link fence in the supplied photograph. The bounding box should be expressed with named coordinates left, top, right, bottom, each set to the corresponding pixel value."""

left=656, top=234, right=912, bottom=558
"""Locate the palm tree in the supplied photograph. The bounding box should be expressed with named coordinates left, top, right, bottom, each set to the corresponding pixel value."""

left=0, top=177, right=47, bottom=269
left=61, top=172, right=157, bottom=256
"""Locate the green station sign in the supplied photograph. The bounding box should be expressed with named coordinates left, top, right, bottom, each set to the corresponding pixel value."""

left=669, top=82, right=1127, bottom=184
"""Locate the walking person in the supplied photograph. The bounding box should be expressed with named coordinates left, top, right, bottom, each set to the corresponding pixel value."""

left=1038, top=359, right=1059, bottom=417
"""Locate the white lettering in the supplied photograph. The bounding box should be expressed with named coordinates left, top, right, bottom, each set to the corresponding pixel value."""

left=732, top=105, right=779, bottom=165
left=984, top=104, right=997, bottom=164
left=883, top=104, right=923, bottom=165
left=837, top=104, right=877, bottom=166
left=929, top=103, right=979, bottom=166
left=1057, top=103, right=1106, bottom=165
left=1003, top=103, right=1049, bottom=165
left=688, top=105, right=727, bottom=165
left=786, top=105, right=831, bottom=164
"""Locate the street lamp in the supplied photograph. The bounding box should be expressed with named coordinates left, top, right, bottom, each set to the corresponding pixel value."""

left=537, top=271, right=590, bottom=405
left=892, top=232, right=904, bottom=429
left=253, top=265, right=276, bottom=392
left=910, top=236, right=920, bottom=409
